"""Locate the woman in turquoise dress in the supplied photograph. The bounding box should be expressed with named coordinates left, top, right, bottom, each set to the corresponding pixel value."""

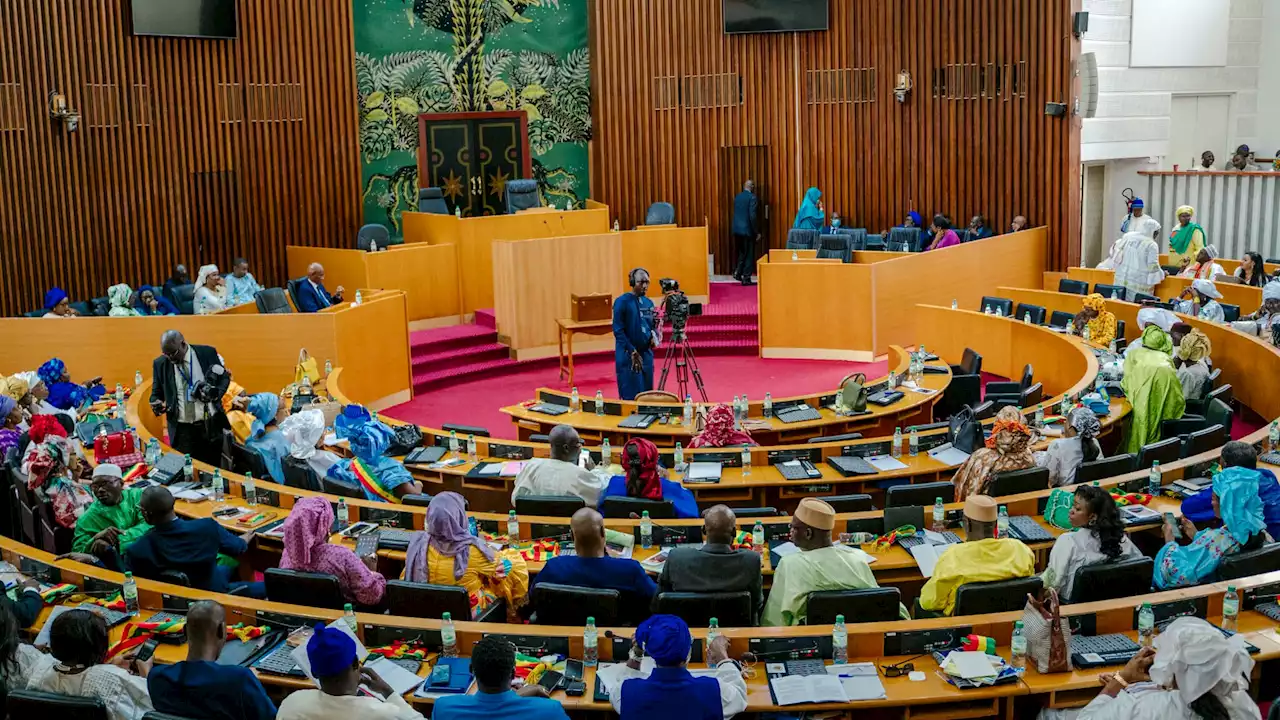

left=1154, top=466, right=1269, bottom=589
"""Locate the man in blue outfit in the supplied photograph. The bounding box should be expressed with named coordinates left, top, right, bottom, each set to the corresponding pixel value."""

left=295, top=262, right=345, bottom=312
left=1182, top=441, right=1280, bottom=539
left=605, top=614, right=748, bottom=719
left=433, top=635, right=568, bottom=720
left=613, top=268, right=658, bottom=400
left=730, top=179, right=759, bottom=286
left=532, top=508, right=657, bottom=622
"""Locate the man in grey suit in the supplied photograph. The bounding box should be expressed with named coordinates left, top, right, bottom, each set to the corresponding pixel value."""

left=656, top=505, right=763, bottom=623
left=731, top=180, right=760, bottom=286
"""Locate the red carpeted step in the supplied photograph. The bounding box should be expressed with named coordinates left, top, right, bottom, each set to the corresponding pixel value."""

left=410, top=324, right=498, bottom=357
left=414, top=342, right=511, bottom=373
left=414, top=356, right=523, bottom=392
left=475, top=309, right=497, bottom=329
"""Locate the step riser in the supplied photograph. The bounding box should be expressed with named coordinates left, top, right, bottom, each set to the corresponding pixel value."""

left=414, top=347, right=510, bottom=372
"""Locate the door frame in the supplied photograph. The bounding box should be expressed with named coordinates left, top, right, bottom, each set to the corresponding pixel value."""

left=416, top=111, right=533, bottom=184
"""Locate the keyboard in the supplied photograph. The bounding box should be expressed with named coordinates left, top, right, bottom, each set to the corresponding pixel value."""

left=1071, top=634, right=1141, bottom=668
left=389, top=657, right=423, bottom=674
left=1006, top=516, right=1056, bottom=543
left=253, top=640, right=305, bottom=677
left=826, top=455, right=879, bottom=477
left=775, top=460, right=822, bottom=481
left=530, top=403, right=569, bottom=417
left=776, top=405, right=822, bottom=424
left=785, top=659, right=828, bottom=676
left=868, top=391, right=905, bottom=406
left=148, top=453, right=187, bottom=485
left=78, top=603, right=132, bottom=628
left=377, top=529, right=417, bottom=550
left=898, top=532, right=961, bottom=550
left=619, top=413, right=658, bottom=429
left=1256, top=602, right=1280, bottom=622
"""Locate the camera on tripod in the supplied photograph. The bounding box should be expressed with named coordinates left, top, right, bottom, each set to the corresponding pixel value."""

left=655, top=278, right=708, bottom=402
left=659, top=278, right=702, bottom=341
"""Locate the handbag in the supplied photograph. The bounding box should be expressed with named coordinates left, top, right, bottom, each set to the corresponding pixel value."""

left=94, top=430, right=144, bottom=467
left=838, top=373, right=868, bottom=413
left=1043, top=487, right=1074, bottom=530
left=295, top=349, right=321, bottom=386
left=386, top=424, right=425, bottom=457
left=1022, top=588, right=1072, bottom=673
left=949, top=406, right=984, bottom=454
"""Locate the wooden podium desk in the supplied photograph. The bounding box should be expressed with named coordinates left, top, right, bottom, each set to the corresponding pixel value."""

left=285, top=244, right=462, bottom=327
left=1066, top=266, right=1263, bottom=311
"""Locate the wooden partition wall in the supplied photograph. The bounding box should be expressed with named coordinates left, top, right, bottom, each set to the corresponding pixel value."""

left=0, top=0, right=361, bottom=317
left=590, top=0, right=1083, bottom=273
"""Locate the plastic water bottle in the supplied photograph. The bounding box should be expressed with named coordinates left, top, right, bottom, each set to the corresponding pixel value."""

left=571, top=386, right=580, bottom=411
left=1066, top=319, right=1074, bottom=334
left=1034, top=407, right=1044, bottom=427
left=1023, top=312, right=1031, bottom=324
left=601, top=438, right=611, bottom=467
left=343, top=603, right=357, bottom=630
left=114, top=383, right=124, bottom=405
left=932, top=498, right=946, bottom=533
left=1270, top=421, right=1280, bottom=450
left=708, top=617, right=720, bottom=644
left=741, top=445, right=751, bottom=476
left=243, top=471, right=256, bottom=507
left=640, top=511, right=652, bottom=549
left=1082, top=325, right=1092, bottom=343
left=441, top=612, right=458, bottom=657
left=336, top=498, right=349, bottom=530
left=612, top=219, right=620, bottom=232
left=732, top=395, right=741, bottom=425
left=1223, top=585, right=1239, bottom=632
left=951, top=299, right=958, bottom=310
left=683, top=395, right=694, bottom=426
left=134, top=370, right=144, bottom=388
left=1148, top=460, right=1162, bottom=496
left=792, top=250, right=799, bottom=261
left=741, top=394, right=749, bottom=420
left=892, top=428, right=903, bottom=458
left=763, top=392, right=773, bottom=418
left=584, top=617, right=599, bottom=666
left=354, top=289, right=363, bottom=305
left=212, top=469, right=225, bottom=504
left=466, top=434, right=477, bottom=461
left=1010, top=621, right=1027, bottom=670
left=1138, top=603, right=1155, bottom=648
left=1109, top=339, right=1117, bottom=355
left=507, top=510, right=519, bottom=542
left=468, top=516, right=478, bottom=536
left=674, top=442, right=685, bottom=468
left=300, top=374, right=313, bottom=394
left=122, top=572, right=139, bottom=614
left=183, top=454, right=193, bottom=482
left=595, top=390, right=605, bottom=416
left=369, top=239, right=378, bottom=253
left=455, top=205, right=462, bottom=218
left=752, top=520, right=765, bottom=553
left=449, top=430, right=459, bottom=454
left=145, top=438, right=160, bottom=466
left=324, top=359, right=333, bottom=376
left=997, top=505, right=1009, bottom=539
left=909, top=428, right=919, bottom=456
left=832, top=615, right=848, bottom=664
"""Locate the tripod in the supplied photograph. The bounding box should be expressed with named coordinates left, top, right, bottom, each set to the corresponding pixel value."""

left=657, top=326, right=709, bottom=403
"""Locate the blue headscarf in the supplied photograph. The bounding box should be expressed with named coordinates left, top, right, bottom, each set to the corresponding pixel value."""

left=792, top=187, right=824, bottom=230
left=906, top=211, right=924, bottom=228
left=38, top=358, right=103, bottom=411
left=134, top=285, right=178, bottom=316
left=1213, top=467, right=1266, bottom=545
left=634, top=614, right=692, bottom=666
left=37, top=359, right=66, bottom=387
left=334, top=405, right=372, bottom=439
left=246, top=393, right=279, bottom=438
left=327, top=422, right=415, bottom=501
left=1130, top=197, right=1145, bottom=210
left=43, top=288, right=68, bottom=311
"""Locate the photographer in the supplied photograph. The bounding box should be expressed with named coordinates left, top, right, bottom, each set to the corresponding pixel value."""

left=150, top=330, right=231, bottom=466
left=613, top=268, right=658, bottom=400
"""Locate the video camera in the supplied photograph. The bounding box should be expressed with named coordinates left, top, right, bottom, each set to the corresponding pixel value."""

left=658, top=278, right=702, bottom=341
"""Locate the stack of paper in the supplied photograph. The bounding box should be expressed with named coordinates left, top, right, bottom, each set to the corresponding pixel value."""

left=364, top=657, right=426, bottom=696
left=940, top=651, right=1001, bottom=680
left=927, top=443, right=971, bottom=467
left=867, top=455, right=909, bottom=472
left=826, top=663, right=887, bottom=700
left=769, top=674, right=849, bottom=705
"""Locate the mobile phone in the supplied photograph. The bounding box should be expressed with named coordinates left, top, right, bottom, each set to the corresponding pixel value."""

left=659, top=415, right=670, bottom=425
left=564, top=658, right=584, bottom=682
left=1164, top=512, right=1180, bottom=539
left=538, top=669, right=564, bottom=691
left=429, top=663, right=452, bottom=686
left=564, top=680, right=586, bottom=696
left=134, top=638, right=159, bottom=664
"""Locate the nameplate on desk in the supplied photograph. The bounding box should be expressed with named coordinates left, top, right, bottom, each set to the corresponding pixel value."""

left=363, top=624, right=443, bottom=651
left=694, top=451, right=741, bottom=467
left=845, top=442, right=891, bottom=458
left=916, top=434, right=950, bottom=452
left=583, top=399, right=623, bottom=416
left=83, top=577, right=122, bottom=597
left=767, top=448, right=821, bottom=465
left=748, top=636, right=831, bottom=661
left=1139, top=598, right=1207, bottom=628
left=485, top=633, right=570, bottom=657
left=883, top=627, right=969, bottom=656
left=537, top=391, right=571, bottom=407
left=257, top=610, right=321, bottom=630
left=20, top=558, right=61, bottom=585
left=645, top=524, right=702, bottom=545
left=359, top=507, right=413, bottom=529
left=489, top=443, right=534, bottom=460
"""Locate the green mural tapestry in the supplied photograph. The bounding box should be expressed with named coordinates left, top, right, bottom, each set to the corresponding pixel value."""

left=355, top=0, right=590, bottom=234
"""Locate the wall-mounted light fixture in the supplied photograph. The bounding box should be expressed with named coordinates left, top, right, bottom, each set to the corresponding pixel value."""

left=894, top=70, right=912, bottom=103
left=48, top=90, right=80, bottom=132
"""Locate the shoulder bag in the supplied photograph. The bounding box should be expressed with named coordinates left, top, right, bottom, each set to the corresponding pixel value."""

left=949, top=406, right=984, bottom=454
left=1022, top=587, right=1072, bottom=673
left=839, top=373, right=868, bottom=413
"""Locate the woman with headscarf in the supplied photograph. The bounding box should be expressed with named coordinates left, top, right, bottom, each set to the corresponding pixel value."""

left=42, top=288, right=78, bottom=318
left=688, top=404, right=755, bottom=449
left=1174, top=328, right=1212, bottom=402
left=38, top=358, right=104, bottom=412
left=792, top=187, right=824, bottom=230
left=403, top=492, right=528, bottom=621
left=280, top=496, right=386, bottom=607
left=193, top=264, right=228, bottom=315
left=596, top=438, right=700, bottom=518
left=106, top=284, right=141, bottom=317
left=0, top=396, right=23, bottom=460
left=326, top=422, right=421, bottom=502
left=1041, top=485, right=1142, bottom=601
left=1178, top=245, right=1226, bottom=280
left=925, top=214, right=961, bottom=251
left=1236, top=281, right=1280, bottom=343
left=243, top=393, right=288, bottom=484
left=22, top=432, right=92, bottom=529
left=220, top=381, right=254, bottom=443
left=1154, top=468, right=1268, bottom=589
left=1122, top=326, right=1186, bottom=454
left=132, top=286, right=177, bottom=316
left=278, top=409, right=341, bottom=481
left=1072, top=293, right=1117, bottom=347
left=14, top=371, right=59, bottom=418
left=1174, top=279, right=1226, bottom=322
left=1035, top=407, right=1102, bottom=488
left=952, top=406, right=1037, bottom=501
left=1106, top=231, right=1165, bottom=297
left=1167, top=205, right=1207, bottom=271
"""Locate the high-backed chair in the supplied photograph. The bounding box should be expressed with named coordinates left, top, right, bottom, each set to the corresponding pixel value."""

left=824, top=494, right=874, bottom=512
left=1136, top=437, right=1182, bottom=469
left=1048, top=310, right=1075, bottom=329
left=886, top=481, right=954, bottom=508
left=1093, top=283, right=1125, bottom=301
left=70, top=300, right=92, bottom=316
left=320, top=476, right=365, bottom=500
left=990, top=466, right=1050, bottom=496
left=1015, top=303, right=1046, bottom=325
left=170, top=284, right=196, bottom=315
left=817, top=234, right=852, bottom=262
left=1219, top=544, right=1280, bottom=581
left=264, top=568, right=345, bottom=609
left=1187, top=384, right=1232, bottom=417
left=644, top=202, right=676, bottom=225
left=806, top=588, right=901, bottom=624
left=1133, top=292, right=1159, bottom=304
left=954, top=576, right=1043, bottom=615
left=285, top=278, right=305, bottom=312
left=1181, top=425, right=1227, bottom=458
left=1075, top=454, right=1136, bottom=484
left=654, top=591, right=753, bottom=626
left=991, top=384, right=1042, bottom=413
left=230, top=441, right=270, bottom=480
left=1163, top=398, right=1233, bottom=441
left=254, top=288, right=292, bottom=314
left=515, top=495, right=587, bottom=517
left=1069, top=557, right=1154, bottom=603
left=949, top=348, right=983, bottom=377
left=356, top=224, right=390, bottom=251
left=532, top=583, right=621, bottom=625
left=862, top=231, right=885, bottom=251
left=601, top=496, right=674, bottom=519
left=882, top=505, right=924, bottom=533
left=417, top=187, right=450, bottom=214
left=505, top=179, right=542, bottom=213
left=386, top=580, right=505, bottom=621
left=786, top=228, right=818, bottom=250
left=937, top=374, right=981, bottom=419
left=7, top=690, right=108, bottom=720
left=886, top=227, right=919, bottom=252
left=281, top=456, right=320, bottom=492
left=985, top=364, right=1033, bottom=399
left=837, top=227, right=870, bottom=251
left=441, top=423, right=491, bottom=438
left=89, top=296, right=110, bottom=316
left=979, top=296, right=1014, bottom=316
left=1058, top=278, right=1089, bottom=295
left=401, top=494, right=434, bottom=507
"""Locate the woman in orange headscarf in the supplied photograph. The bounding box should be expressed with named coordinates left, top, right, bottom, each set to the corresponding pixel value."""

left=1073, top=293, right=1118, bottom=347
left=953, top=407, right=1037, bottom=501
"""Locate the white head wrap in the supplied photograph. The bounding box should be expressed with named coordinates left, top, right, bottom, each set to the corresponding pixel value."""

left=1137, top=307, right=1178, bottom=332
left=279, top=408, right=326, bottom=460
left=195, top=264, right=220, bottom=289
left=1192, top=278, right=1223, bottom=299
left=1203, top=244, right=1219, bottom=260
left=13, top=371, right=42, bottom=392
left=1149, top=617, right=1253, bottom=708
left=1263, top=282, right=1280, bottom=302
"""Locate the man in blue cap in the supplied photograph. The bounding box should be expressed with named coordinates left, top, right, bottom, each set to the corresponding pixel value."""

left=605, top=614, right=747, bottom=719
left=276, top=624, right=419, bottom=720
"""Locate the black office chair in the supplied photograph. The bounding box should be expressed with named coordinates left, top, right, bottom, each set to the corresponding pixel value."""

left=505, top=179, right=542, bottom=213
left=979, top=296, right=1014, bottom=316
left=1093, top=283, right=1125, bottom=301
left=1069, top=557, right=1154, bottom=604
left=417, top=187, right=450, bottom=214
left=1163, top=398, right=1233, bottom=441
left=1136, top=437, right=1182, bottom=468
left=937, top=374, right=981, bottom=419
left=515, top=495, right=587, bottom=517
left=1058, top=278, right=1089, bottom=295
left=908, top=421, right=950, bottom=432
left=89, top=296, right=110, bottom=316
left=883, top=505, right=924, bottom=533
left=730, top=507, right=780, bottom=518
left=837, top=227, right=870, bottom=251
left=281, top=456, right=321, bottom=492
left=886, top=481, right=954, bottom=508
left=265, top=568, right=346, bottom=609
left=644, top=202, right=676, bottom=225
left=786, top=228, right=819, bottom=251
left=1221, top=303, right=1241, bottom=323
left=824, top=494, right=874, bottom=512
left=1015, top=303, right=1046, bottom=325
left=7, top=690, right=108, bottom=720
left=401, top=493, right=434, bottom=507
left=254, top=288, right=293, bottom=314
left=1188, top=383, right=1232, bottom=417
left=357, top=223, right=390, bottom=251
left=954, top=576, right=1044, bottom=615
left=170, top=284, right=196, bottom=315
left=158, top=570, right=192, bottom=587
left=991, top=466, right=1050, bottom=496
left=806, top=588, right=901, bottom=624
left=949, top=348, right=983, bottom=377
left=1160, top=265, right=1183, bottom=276
left=1181, top=425, right=1227, bottom=458
left=1219, top=544, right=1280, bottom=581
left=807, top=432, right=863, bottom=444
left=654, top=591, right=753, bottom=626
left=1133, top=292, right=1159, bottom=305
left=532, top=583, right=621, bottom=625
left=230, top=441, right=270, bottom=479
left=386, top=580, right=505, bottom=621
left=1048, top=310, right=1075, bottom=329
left=886, top=227, right=918, bottom=252
left=528, top=433, right=551, bottom=444
left=601, top=496, right=675, bottom=519
left=320, top=476, right=365, bottom=500
left=985, top=364, right=1034, bottom=399
left=286, top=278, right=306, bottom=312
left=817, top=234, right=853, bottom=262
left=1075, top=454, right=1136, bottom=484
left=863, top=231, right=886, bottom=251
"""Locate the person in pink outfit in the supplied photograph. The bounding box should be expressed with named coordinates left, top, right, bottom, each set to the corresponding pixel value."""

left=280, top=496, right=387, bottom=607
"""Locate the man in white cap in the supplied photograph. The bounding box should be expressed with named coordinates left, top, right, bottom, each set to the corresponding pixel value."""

left=918, top=495, right=1036, bottom=616
left=1174, top=279, right=1225, bottom=323
left=72, top=463, right=151, bottom=568
left=762, top=498, right=907, bottom=625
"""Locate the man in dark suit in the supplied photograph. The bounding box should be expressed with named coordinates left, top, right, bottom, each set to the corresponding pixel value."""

left=150, top=330, right=231, bottom=466
left=295, top=262, right=345, bottom=312
left=731, top=180, right=760, bottom=286
left=656, top=505, right=763, bottom=622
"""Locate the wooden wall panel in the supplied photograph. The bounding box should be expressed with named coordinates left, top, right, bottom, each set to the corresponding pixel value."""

left=590, top=0, right=1083, bottom=273
left=0, top=0, right=360, bottom=316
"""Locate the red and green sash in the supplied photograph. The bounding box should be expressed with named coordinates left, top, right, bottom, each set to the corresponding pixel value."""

left=352, top=458, right=398, bottom=503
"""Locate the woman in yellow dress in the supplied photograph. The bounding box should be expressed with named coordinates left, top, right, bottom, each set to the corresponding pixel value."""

left=1167, top=205, right=1206, bottom=271
left=1072, top=293, right=1117, bottom=347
